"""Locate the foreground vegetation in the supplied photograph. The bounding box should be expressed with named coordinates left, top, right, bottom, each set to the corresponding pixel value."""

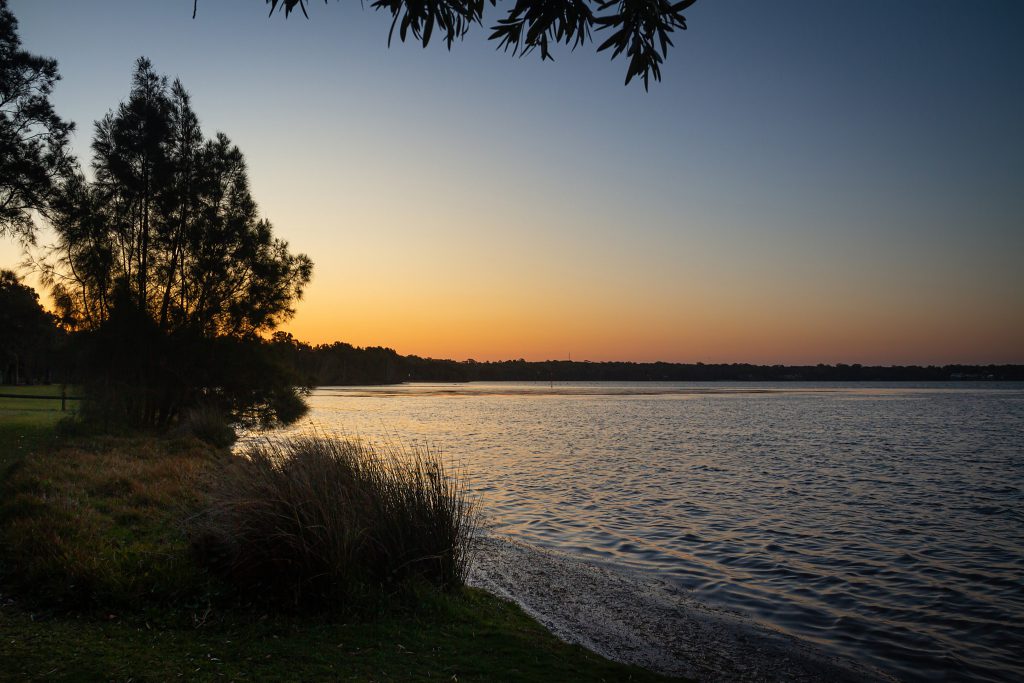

left=0, top=409, right=668, bottom=681
left=193, top=437, right=476, bottom=607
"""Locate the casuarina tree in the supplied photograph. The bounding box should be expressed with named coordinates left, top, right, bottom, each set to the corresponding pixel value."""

left=195, top=0, right=700, bottom=89
left=0, top=0, right=75, bottom=243
left=43, top=58, right=313, bottom=428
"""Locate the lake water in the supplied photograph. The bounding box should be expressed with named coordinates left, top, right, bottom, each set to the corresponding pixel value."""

left=248, top=382, right=1024, bottom=682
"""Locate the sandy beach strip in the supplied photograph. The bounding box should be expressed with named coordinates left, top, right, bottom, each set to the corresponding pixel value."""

left=468, top=535, right=897, bottom=682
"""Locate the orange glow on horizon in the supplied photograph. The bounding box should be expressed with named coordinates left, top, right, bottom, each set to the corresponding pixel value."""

left=279, top=278, right=1024, bottom=365
left=3, top=0, right=1022, bottom=371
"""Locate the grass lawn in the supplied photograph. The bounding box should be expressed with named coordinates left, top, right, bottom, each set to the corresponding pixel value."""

left=0, top=415, right=673, bottom=682
left=0, top=383, right=82, bottom=413
left=0, top=388, right=73, bottom=481
left=1, top=588, right=663, bottom=681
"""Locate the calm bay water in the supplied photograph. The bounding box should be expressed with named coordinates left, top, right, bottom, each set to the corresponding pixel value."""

left=250, top=382, right=1024, bottom=682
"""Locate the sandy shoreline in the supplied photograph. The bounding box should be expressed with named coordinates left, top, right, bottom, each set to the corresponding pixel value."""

left=468, top=535, right=897, bottom=682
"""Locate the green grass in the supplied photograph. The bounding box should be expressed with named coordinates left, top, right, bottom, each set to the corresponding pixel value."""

left=0, top=433, right=219, bottom=609
left=0, top=384, right=82, bottom=417
left=0, top=416, right=675, bottom=682
left=0, top=588, right=663, bottom=681
left=0, top=405, right=68, bottom=482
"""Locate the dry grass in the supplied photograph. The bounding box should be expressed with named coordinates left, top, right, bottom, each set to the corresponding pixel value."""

left=189, top=436, right=477, bottom=608
left=0, top=435, right=219, bottom=608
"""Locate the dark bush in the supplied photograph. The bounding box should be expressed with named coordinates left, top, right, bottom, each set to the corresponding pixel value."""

left=189, top=436, right=476, bottom=608
left=176, top=404, right=236, bottom=448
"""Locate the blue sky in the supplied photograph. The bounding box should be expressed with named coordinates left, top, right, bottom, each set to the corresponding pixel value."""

left=4, top=0, right=1023, bottom=363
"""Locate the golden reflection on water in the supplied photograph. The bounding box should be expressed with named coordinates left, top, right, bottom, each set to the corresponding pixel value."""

left=241, top=381, right=1024, bottom=683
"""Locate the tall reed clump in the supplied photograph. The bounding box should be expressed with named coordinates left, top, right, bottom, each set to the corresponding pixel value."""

left=189, top=436, right=476, bottom=608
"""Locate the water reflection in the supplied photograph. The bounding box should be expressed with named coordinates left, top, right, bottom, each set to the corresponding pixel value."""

left=242, top=382, right=1024, bottom=683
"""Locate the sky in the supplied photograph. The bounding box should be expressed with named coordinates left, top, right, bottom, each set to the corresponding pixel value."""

left=4, top=0, right=1023, bottom=365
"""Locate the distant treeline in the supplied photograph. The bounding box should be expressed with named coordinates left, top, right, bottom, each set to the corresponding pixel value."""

left=269, top=335, right=1024, bottom=385
left=6, top=328, right=1023, bottom=389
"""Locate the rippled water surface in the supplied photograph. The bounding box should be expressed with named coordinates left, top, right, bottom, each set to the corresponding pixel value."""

left=251, top=382, right=1024, bottom=682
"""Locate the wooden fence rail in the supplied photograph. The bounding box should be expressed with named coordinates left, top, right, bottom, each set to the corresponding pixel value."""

left=0, top=390, right=86, bottom=411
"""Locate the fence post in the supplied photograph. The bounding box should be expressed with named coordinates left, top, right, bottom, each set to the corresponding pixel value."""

left=61, top=384, right=67, bottom=412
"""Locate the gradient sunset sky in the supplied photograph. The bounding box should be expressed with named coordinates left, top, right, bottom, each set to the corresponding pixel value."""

left=4, top=1, right=1023, bottom=364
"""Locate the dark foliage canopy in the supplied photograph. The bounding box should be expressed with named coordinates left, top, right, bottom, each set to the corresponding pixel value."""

left=42, top=58, right=313, bottom=427
left=0, top=270, right=59, bottom=384
left=0, top=0, right=75, bottom=242
left=44, top=58, right=312, bottom=339
left=197, top=0, right=698, bottom=89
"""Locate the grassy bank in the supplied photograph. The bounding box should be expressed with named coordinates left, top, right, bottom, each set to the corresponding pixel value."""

left=0, top=386, right=75, bottom=481
left=0, top=414, right=670, bottom=681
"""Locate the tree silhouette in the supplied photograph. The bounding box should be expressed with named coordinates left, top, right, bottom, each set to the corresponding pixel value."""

left=0, top=270, right=58, bottom=384
left=46, top=58, right=312, bottom=338
left=0, top=0, right=75, bottom=243
left=195, top=0, right=699, bottom=89
left=43, top=58, right=313, bottom=427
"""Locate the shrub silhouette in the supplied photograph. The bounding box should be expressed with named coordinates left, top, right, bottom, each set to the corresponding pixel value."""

left=190, top=435, right=476, bottom=607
